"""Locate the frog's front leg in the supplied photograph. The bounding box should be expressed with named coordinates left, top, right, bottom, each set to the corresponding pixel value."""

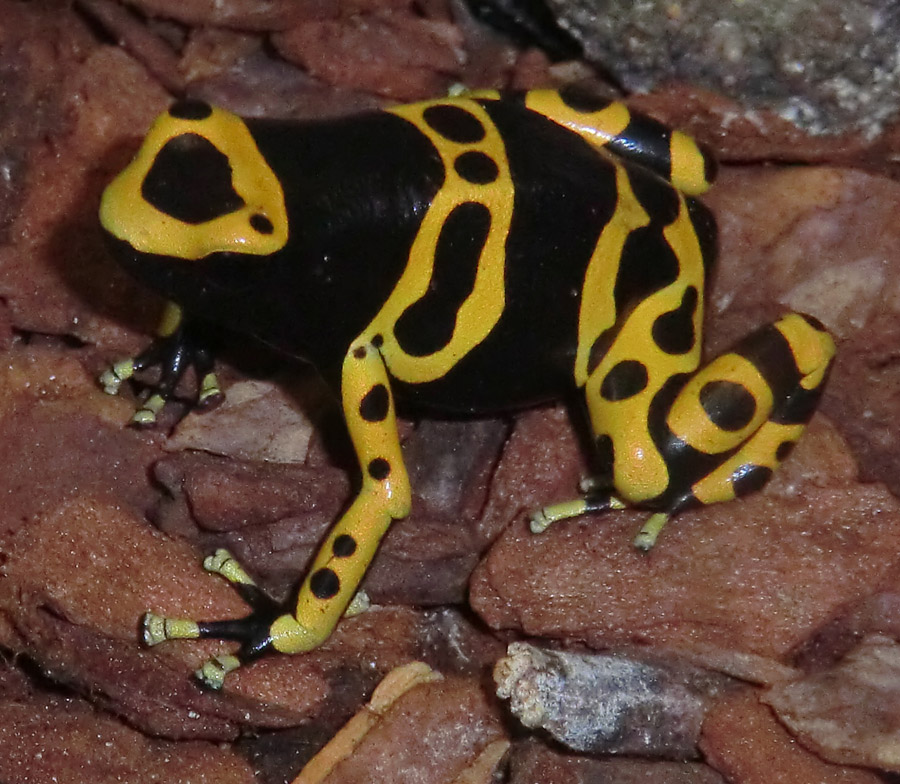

left=142, top=338, right=410, bottom=688
left=100, top=301, right=222, bottom=425
left=267, top=340, right=411, bottom=654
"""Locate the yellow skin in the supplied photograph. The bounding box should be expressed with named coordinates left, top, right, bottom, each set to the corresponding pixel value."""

left=100, top=89, right=834, bottom=688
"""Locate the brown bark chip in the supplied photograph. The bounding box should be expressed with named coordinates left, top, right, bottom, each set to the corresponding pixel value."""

left=509, top=738, right=726, bottom=784
left=272, top=12, right=464, bottom=101
left=0, top=8, right=169, bottom=350
left=0, top=661, right=256, bottom=784
left=303, top=672, right=508, bottom=784
left=470, top=415, right=900, bottom=660
left=765, top=635, right=900, bottom=771
left=700, top=688, right=883, bottom=784
left=0, top=494, right=309, bottom=739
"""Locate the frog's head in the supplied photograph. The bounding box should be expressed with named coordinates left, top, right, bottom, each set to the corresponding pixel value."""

left=100, top=100, right=289, bottom=286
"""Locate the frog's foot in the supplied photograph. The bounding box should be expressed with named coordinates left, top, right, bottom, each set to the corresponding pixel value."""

left=530, top=485, right=673, bottom=551
left=632, top=512, right=670, bottom=551
left=142, top=549, right=282, bottom=689
left=142, top=607, right=279, bottom=688
left=141, top=605, right=281, bottom=688
left=100, top=317, right=222, bottom=426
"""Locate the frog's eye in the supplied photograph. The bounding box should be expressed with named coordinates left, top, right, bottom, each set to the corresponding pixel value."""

left=142, top=133, right=245, bottom=224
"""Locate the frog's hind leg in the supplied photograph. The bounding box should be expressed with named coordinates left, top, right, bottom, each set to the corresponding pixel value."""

left=536, top=312, right=835, bottom=550
left=647, top=312, right=835, bottom=546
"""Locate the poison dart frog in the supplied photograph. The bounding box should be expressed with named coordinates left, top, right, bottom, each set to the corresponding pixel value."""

left=99, top=87, right=835, bottom=689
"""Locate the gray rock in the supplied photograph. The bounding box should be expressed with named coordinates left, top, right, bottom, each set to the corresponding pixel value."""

left=547, top=0, right=900, bottom=135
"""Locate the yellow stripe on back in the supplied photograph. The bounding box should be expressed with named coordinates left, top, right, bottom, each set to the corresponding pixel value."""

left=366, top=98, right=515, bottom=384
left=525, top=90, right=632, bottom=154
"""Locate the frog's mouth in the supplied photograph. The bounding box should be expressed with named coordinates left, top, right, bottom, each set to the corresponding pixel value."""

left=103, top=232, right=221, bottom=300
left=103, top=231, right=287, bottom=317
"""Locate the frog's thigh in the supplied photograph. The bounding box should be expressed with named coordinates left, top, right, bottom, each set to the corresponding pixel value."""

left=670, top=312, right=835, bottom=507
left=278, top=342, right=411, bottom=653
left=581, top=286, right=704, bottom=507
left=530, top=288, right=701, bottom=536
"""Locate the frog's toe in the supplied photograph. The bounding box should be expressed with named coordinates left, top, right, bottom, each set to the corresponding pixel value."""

left=130, top=393, right=167, bottom=427
left=99, top=359, right=136, bottom=396
left=530, top=499, right=589, bottom=533
left=202, top=548, right=257, bottom=587
left=529, top=490, right=624, bottom=534
left=343, top=590, right=371, bottom=618
left=195, top=654, right=241, bottom=690
left=632, top=512, right=670, bottom=551
left=141, top=612, right=201, bottom=646
left=196, top=372, right=224, bottom=409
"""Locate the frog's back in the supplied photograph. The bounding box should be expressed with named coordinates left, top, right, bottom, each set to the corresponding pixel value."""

left=100, top=91, right=717, bottom=412
left=382, top=94, right=717, bottom=412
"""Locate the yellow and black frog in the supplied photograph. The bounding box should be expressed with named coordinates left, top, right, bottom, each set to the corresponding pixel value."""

left=99, top=87, right=835, bottom=688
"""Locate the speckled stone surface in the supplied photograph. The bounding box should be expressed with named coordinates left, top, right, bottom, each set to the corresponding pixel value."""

left=547, top=0, right=900, bottom=135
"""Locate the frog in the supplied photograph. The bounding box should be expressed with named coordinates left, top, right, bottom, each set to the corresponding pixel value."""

left=99, top=87, right=835, bottom=688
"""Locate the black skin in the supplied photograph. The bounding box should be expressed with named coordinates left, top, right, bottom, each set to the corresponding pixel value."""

left=105, top=99, right=716, bottom=415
